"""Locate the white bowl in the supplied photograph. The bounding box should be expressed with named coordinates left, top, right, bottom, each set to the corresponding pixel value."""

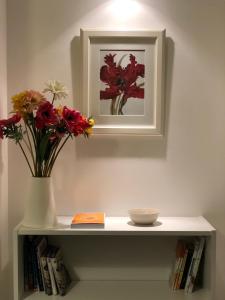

left=128, top=208, right=159, bottom=225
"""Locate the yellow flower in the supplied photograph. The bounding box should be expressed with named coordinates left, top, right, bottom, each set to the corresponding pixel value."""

left=85, top=127, right=93, bottom=135
left=55, top=105, right=63, bottom=116
left=88, top=118, right=95, bottom=126
left=11, top=90, right=44, bottom=115
left=11, top=91, right=27, bottom=114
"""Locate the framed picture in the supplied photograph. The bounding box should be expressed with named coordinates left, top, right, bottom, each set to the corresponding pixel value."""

left=81, top=29, right=165, bottom=135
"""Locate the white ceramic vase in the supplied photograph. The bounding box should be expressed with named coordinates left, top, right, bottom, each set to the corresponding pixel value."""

left=22, top=177, right=57, bottom=228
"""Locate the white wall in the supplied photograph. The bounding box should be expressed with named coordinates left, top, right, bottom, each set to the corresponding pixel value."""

left=6, top=0, right=225, bottom=299
left=0, top=0, right=9, bottom=299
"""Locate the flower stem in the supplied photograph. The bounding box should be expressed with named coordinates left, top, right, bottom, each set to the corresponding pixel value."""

left=110, top=97, right=117, bottom=115
left=43, top=139, right=61, bottom=176
left=17, top=140, right=34, bottom=176
left=47, top=135, right=70, bottom=176
left=24, top=121, right=36, bottom=171
left=116, top=94, right=123, bottom=115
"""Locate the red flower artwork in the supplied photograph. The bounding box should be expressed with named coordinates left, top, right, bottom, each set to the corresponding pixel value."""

left=100, top=53, right=145, bottom=115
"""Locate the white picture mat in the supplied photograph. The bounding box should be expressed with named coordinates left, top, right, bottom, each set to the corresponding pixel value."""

left=90, top=42, right=155, bottom=126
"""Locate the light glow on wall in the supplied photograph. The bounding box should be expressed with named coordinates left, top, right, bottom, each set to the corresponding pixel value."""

left=107, top=0, right=142, bottom=21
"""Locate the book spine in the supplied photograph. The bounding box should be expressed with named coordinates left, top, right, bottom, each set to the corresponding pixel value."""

left=31, top=239, right=44, bottom=291
left=36, top=252, right=44, bottom=291
left=47, top=256, right=58, bottom=295
left=173, top=257, right=182, bottom=290
left=176, top=247, right=188, bottom=289
left=188, top=237, right=205, bottom=293
left=23, top=237, right=29, bottom=291
left=36, top=237, right=48, bottom=292
left=184, top=239, right=200, bottom=293
left=27, top=238, right=34, bottom=290
left=169, top=256, right=179, bottom=289
left=51, top=255, right=70, bottom=296
left=40, top=256, right=52, bottom=295
left=180, top=244, right=194, bottom=289
left=170, top=240, right=185, bottom=290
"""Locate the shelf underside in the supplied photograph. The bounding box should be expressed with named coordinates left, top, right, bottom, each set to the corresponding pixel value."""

left=23, top=281, right=211, bottom=300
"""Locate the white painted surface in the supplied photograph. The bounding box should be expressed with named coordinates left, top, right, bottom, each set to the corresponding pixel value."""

left=0, top=0, right=9, bottom=299
left=22, top=281, right=211, bottom=300
left=14, top=218, right=215, bottom=300
left=18, top=216, right=215, bottom=236
left=5, top=0, right=225, bottom=299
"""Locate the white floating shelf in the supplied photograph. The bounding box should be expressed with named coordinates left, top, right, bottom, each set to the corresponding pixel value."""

left=18, top=216, right=215, bottom=236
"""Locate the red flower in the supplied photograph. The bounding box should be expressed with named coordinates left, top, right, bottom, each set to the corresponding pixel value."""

left=62, top=106, right=81, bottom=133
left=100, top=54, right=145, bottom=101
left=0, top=125, right=3, bottom=139
left=35, top=101, right=57, bottom=129
left=72, top=116, right=90, bottom=137
left=0, top=113, right=21, bottom=126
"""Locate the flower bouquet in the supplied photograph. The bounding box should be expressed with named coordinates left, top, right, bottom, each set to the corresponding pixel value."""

left=0, top=81, right=94, bottom=177
left=0, top=81, right=94, bottom=228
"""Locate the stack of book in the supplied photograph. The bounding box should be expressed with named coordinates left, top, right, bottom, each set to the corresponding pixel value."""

left=170, top=237, right=205, bottom=293
left=23, top=236, right=71, bottom=296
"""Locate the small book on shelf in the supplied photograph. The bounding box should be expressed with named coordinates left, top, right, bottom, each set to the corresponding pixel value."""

left=35, top=236, right=48, bottom=292
left=40, top=247, right=53, bottom=295
left=185, top=237, right=205, bottom=293
left=51, top=248, right=71, bottom=296
left=169, top=239, right=186, bottom=290
left=184, top=237, right=200, bottom=293
left=176, top=243, right=189, bottom=289
left=47, top=246, right=59, bottom=295
left=71, top=212, right=105, bottom=228
left=180, top=241, right=195, bottom=289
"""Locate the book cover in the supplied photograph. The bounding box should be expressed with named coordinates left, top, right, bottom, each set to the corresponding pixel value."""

left=184, top=238, right=200, bottom=293
left=192, top=247, right=205, bottom=292
left=47, top=246, right=59, bottom=295
left=176, top=246, right=188, bottom=289
left=32, top=236, right=46, bottom=292
left=169, top=240, right=186, bottom=290
left=51, top=248, right=71, bottom=296
left=26, top=236, right=38, bottom=291
left=23, top=236, right=30, bottom=291
left=71, top=212, right=105, bottom=228
left=180, top=242, right=194, bottom=289
left=40, top=247, right=52, bottom=295
left=187, top=237, right=205, bottom=293
left=35, top=236, right=48, bottom=292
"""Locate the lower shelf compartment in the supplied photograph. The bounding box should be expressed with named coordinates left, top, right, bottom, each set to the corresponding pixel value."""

left=23, top=281, right=211, bottom=300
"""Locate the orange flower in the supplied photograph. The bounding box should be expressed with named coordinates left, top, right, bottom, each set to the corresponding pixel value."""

left=11, top=90, right=45, bottom=116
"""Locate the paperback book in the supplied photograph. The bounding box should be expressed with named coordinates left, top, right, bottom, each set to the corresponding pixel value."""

left=71, top=212, right=105, bottom=228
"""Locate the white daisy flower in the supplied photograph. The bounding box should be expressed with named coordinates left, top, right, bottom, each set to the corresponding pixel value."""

left=43, top=80, right=68, bottom=100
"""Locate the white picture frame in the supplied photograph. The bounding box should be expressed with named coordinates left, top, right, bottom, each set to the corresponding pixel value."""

left=81, top=29, right=165, bottom=136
